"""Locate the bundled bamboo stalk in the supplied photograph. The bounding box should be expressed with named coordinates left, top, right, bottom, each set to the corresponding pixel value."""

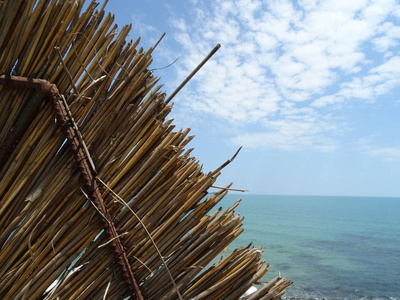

left=0, top=0, right=292, bottom=299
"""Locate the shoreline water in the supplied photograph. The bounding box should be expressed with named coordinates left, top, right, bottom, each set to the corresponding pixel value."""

left=218, top=194, right=400, bottom=300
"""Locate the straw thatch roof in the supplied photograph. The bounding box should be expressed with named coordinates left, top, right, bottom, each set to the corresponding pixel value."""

left=0, top=0, right=292, bottom=299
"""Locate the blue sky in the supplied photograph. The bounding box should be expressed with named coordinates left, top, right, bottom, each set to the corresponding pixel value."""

left=104, top=0, right=400, bottom=197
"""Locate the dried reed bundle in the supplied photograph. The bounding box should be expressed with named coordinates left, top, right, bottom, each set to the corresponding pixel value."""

left=0, top=0, right=292, bottom=299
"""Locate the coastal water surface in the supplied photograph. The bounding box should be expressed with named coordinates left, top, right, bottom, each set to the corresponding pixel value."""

left=217, top=194, right=400, bottom=300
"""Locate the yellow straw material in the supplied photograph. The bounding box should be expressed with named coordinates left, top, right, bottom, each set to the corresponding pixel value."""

left=0, top=1, right=292, bottom=299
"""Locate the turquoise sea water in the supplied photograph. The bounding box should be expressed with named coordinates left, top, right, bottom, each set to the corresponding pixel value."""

left=218, top=194, right=400, bottom=300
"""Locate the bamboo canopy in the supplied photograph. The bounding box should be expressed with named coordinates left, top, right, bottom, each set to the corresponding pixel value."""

left=0, top=0, right=292, bottom=299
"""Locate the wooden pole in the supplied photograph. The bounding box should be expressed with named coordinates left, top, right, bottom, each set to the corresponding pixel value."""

left=0, top=75, right=144, bottom=300
left=166, top=43, right=221, bottom=104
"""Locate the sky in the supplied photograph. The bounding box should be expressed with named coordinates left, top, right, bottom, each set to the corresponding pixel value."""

left=104, top=0, right=400, bottom=197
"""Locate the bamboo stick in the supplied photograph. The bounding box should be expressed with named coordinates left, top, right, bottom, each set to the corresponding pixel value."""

left=0, top=1, right=291, bottom=299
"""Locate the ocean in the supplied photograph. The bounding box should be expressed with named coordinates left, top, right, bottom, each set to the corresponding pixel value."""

left=217, top=194, right=400, bottom=300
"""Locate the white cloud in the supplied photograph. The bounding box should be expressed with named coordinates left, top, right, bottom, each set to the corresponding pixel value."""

left=368, top=147, right=400, bottom=161
left=326, top=55, right=400, bottom=104
left=232, top=116, right=339, bottom=152
left=130, top=12, right=158, bottom=36
left=166, top=0, right=400, bottom=152
left=357, top=138, right=400, bottom=161
left=372, top=21, right=400, bottom=52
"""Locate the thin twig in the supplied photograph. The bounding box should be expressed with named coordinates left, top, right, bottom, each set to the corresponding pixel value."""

left=98, top=232, right=129, bottom=248
left=211, top=185, right=249, bottom=192
left=88, top=203, right=110, bottom=227
left=71, top=39, right=95, bottom=81
left=212, top=146, right=242, bottom=175
left=72, top=75, right=106, bottom=104
left=54, top=46, right=79, bottom=95
left=131, top=255, right=154, bottom=274
left=166, top=43, right=221, bottom=104
left=28, top=230, right=38, bottom=270
left=103, top=275, right=112, bottom=300
left=61, top=95, right=97, bottom=174
left=96, top=177, right=184, bottom=300
left=153, top=32, right=166, bottom=50
left=150, top=58, right=179, bottom=71
left=68, top=32, right=112, bottom=80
